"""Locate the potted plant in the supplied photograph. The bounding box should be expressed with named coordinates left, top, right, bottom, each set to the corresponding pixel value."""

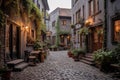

left=77, top=48, right=86, bottom=59
left=40, top=49, right=45, bottom=62
left=67, top=49, right=73, bottom=57
left=33, top=40, right=40, bottom=50
left=51, top=45, right=57, bottom=51
left=72, top=49, right=79, bottom=61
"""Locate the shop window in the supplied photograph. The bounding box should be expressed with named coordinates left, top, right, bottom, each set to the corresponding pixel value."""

left=113, top=19, right=120, bottom=43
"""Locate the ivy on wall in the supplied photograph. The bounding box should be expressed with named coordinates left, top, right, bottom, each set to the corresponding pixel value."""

left=22, top=0, right=46, bottom=41
left=0, top=10, right=5, bottom=27
left=0, top=0, right=46, bottom=41
left=58, top=31, right=70, bottom=35
left=79, top=27, right=90, bottom=35
left=55, top=18, right=60, bottom=47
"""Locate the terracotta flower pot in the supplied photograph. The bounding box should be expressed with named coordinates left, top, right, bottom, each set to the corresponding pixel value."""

left=68, top=51, right=73, bottom=57
left=41, top=54, right=44, bottom=62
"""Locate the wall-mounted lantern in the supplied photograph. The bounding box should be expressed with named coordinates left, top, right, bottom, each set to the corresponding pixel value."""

left=85, top=18, right=93, bottom=27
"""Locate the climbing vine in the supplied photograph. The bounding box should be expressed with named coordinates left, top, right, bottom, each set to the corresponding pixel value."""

left=55, top=18, right=60, bottom=47
left=58, top=31, right=71, bottom=35
left=0, top=0, right=45, bottom=41
left=0, top=10, right=5, bottom=27
left=79, top=27, right=90, bottom=35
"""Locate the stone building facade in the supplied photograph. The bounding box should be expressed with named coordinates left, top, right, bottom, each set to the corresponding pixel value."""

left=106, top=0, right=120, bottom=50
left=71, top=0, right=104, bottom=52
left=33, top=0, right=49, bottom=41
left=49, top=8, right=71, bottom=49
left=0, top=0, right=49, bottom=67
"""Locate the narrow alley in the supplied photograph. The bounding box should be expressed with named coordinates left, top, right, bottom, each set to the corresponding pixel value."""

left=12, top=51, right=114, bottom=80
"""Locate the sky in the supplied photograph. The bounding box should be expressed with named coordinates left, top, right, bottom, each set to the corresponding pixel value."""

left=48, top=0, right=71, bottom=13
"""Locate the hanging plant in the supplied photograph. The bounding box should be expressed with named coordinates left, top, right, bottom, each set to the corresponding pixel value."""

left=71, top=24, right=75, bottom=29
left=96, top=29, right=103, bottom=36
left=79, top=27, right=90, bottom=35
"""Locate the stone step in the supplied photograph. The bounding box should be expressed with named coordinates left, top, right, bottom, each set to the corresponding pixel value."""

left=14, top=63, right=28, bottom=71
left=80, top=53, right=95, bottom=66
left=7, top=59, right=24, bottom=65
left=80, top=59, right=94, bottom=65
left=85, top=54, right=94, bottom=58
left=7, top=59, right=24, bottom=69
left=82, top=57, right=94, bottom=62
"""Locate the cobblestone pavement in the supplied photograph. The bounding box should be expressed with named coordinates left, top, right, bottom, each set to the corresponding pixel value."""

left=12, top=51, right=118, bottom=80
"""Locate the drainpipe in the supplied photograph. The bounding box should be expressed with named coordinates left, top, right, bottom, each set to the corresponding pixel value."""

left=103, top=0, right=107, bottom=50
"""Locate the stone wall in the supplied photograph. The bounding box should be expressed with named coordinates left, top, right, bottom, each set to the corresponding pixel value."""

left=0, top=24, right=5, bottom=68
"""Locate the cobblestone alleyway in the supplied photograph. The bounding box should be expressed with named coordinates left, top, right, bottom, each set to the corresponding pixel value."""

left=12, top=51, right=116, bottom=80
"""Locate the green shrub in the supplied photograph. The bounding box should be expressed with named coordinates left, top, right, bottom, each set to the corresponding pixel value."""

left=77, top=48, right=86, bottom=55
left=93, top=49, right=113, bottom=64
left=93, top=49, right=114, bottom=72
left=72, top=48, right=85, bottom=57
left=33, top=41, right=40, bottom=50
left=112, top=44, right=120, bottom=65
left=51, top=45, right=57, bottom=49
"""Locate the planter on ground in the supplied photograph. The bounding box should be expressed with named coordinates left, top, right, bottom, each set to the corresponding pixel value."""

left=72, top=48, right=86, bottom=61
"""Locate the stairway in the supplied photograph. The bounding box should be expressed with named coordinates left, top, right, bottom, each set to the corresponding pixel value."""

left=80, top=54, right=95, bottom=66
left=7, top=59, right=28, bottom=71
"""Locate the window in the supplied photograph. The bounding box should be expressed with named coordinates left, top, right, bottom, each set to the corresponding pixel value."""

left=113, top=19, right=120, bottom=43
left=89, top=0, right=94, bottom=16
left=73, top=14, right=74, bottom=24
left=82, top=5, right=85, bottom=19
left=52, top=21, right=56, bottom=27
left=95, top=0, right=99, bottom=13
left=31, top=30, right=34, bottom=38
left=76, top=9, right=81, bottom=24
left=62, top=20, right=67, bottom=26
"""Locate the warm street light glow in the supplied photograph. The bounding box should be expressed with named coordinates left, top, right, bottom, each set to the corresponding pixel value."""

left=85, top=18, right=93, bottom=26
left=25, top=26, right=28, bottom=29
left=85, top=20, right=89, bottom=24
left=67, top=36, right=70, bottom=39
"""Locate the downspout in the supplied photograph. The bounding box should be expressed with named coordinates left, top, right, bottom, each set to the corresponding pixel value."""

left=103, top=0, right=107, bottom=50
